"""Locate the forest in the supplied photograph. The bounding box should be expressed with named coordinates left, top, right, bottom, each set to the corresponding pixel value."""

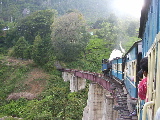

left=0, top=0, right=140, bottom=119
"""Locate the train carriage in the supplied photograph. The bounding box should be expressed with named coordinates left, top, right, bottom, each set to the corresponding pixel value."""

left=111, top=57, right=123, bottom=81
left=102, top=59, right=111, bottom=76
left=139, top=0, right=160, bottom=119
left=123, top=40, right=142, bottom=99
left=112, top=58, right=118, bottom=78
left=117, top=58, right=123, bottom=80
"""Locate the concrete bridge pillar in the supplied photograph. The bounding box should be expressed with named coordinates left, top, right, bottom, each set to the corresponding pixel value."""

left=102, top=95, right=117, bottom=120
left=70, top=75, right=86, bottom=92
left=77, top=77, right=86, bottom=90
left=62, top=72, right=86, bottom=92
left=82, top=82, right=117, bottom=120
left=82, top=83, right=106, bottom=120
left=62, top=72, right=70, bottom=81
left=70, top=75, right=78, bottom=92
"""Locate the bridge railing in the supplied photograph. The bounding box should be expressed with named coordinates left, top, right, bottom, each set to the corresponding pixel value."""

left=60, top=68, right=112, bottom=92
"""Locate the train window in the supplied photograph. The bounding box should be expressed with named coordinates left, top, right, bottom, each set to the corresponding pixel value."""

left=118, top=64, right=119, bottom=71
left=115, top=64, right=117, bottom=70
left=126, top=63, right=129, bottom=76
left=112, top=64, right=116, bottom=70
left=131, top=62, right=133, bottom=76
left=117, top=64, right=119, bottom=71
left=148, top=46, right=156, bottom=102
left=129, top=64, right=131, bottom=76
left=131, top=61, right=135, bottom=77
left=118, top=63, right=122, bottom=71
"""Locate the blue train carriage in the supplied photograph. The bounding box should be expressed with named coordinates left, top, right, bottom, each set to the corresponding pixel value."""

left=123, top=40, right=142, bottom=99
left=102, top=59, right=112, bottom=76
left=102, top=59, right=108, bottom=75
left=139, top=0, right=160, bottom=119
left=111, top=57, right=123, bottom=81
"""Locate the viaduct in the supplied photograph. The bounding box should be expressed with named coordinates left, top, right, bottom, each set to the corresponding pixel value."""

left=60, top=68, right=136, bottom=120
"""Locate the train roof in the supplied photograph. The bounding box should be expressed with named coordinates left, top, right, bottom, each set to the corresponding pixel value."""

left=138, top=0, right=152, bottom=38
left=124, top=40, right=142, bottom=57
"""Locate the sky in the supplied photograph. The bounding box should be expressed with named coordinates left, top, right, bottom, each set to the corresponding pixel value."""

left=113, top=0, right=144, bottom=18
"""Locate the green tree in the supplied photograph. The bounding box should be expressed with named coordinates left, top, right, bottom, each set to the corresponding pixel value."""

left=94, top=17, right=139, bottom=51
left=5, top=9, right=57, bottom=47
left=5, top=26, right=18, bottom=48
left=92, top=18, right=106, bottom=29
left=51, top=11, right=90, bottom=62
left=13, top=36, right=29, bottom=59
left=23, top=45, right=32, bottom=59
left=32, top=35, right=53, bottom=66
left=32, top=35, right=43, bottom=65
left=0, top=20, right=5, bottom=36
left=0, top=20, right=6, bottom=52
left=126, top=21, right=139, bottom=37
left=95, top=21, right=118, bottom=49
left=17, top=9, right=56, bottom=44
left=83, top=37, right=111, bottom=72
left=0, top=0, right=45, bottom=22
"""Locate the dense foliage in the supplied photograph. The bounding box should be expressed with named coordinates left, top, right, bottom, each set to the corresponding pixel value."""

left=51, top=11, right=90, bottom=62
left=0, top=0, right=116, bottom=23
left=10, top=36, right=30, bottom=59
left=5, top=9, right=56, bottom=47
left=0, top=56, right=88, bottom=119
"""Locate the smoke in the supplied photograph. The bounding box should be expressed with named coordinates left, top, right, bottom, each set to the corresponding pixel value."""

left=109, top=49, right=123, bottom=61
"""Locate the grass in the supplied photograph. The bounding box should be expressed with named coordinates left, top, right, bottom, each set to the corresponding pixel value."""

left=0, top=114, right=6, bottom=118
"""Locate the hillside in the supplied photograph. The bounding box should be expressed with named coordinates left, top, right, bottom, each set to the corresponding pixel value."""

left=0, top=0, right=136, bottom=23
left=1, top=57, right=48, bottom=98
left=0, top=56, right=88, bottom=119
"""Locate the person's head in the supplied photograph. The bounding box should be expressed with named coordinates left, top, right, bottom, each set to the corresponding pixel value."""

left=140, top=57, right=148, bottom=77
left=137, top=69, right=143, bottom=80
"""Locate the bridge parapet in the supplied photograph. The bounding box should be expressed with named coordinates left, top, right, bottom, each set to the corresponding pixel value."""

left=61, top=69, right=111, bottom=92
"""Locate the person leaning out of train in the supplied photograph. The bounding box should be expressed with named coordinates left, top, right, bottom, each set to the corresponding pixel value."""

left=138, top=57, right=148, bottom=100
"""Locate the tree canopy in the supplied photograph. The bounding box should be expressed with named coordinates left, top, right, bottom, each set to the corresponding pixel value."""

left=51, top=11, right=90, bottom=62
left=4, top=9, right=56, bottom=48
left=16, top=9, right=57, bottom=44
left=12, top=36, right=29, bottom=59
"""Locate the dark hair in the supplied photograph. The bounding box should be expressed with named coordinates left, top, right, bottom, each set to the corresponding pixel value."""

left=137, top=70, right=143, bottom=79
left=140, top=57, right=148, bottom=73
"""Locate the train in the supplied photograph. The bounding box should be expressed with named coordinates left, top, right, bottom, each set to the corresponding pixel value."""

left=102, top=0, right=160, bottom=120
